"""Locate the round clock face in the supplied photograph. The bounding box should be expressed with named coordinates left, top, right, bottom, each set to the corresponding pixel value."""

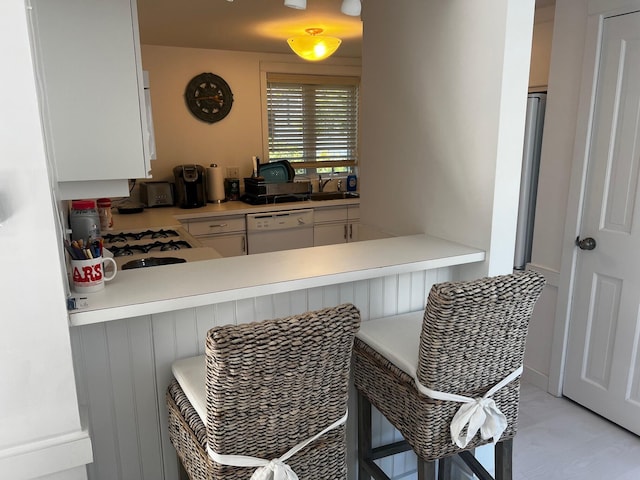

left=184, top=73, right=234, bottom=123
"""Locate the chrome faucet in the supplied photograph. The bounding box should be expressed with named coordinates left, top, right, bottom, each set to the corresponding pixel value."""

left=318, top=175, right=332, bottom=192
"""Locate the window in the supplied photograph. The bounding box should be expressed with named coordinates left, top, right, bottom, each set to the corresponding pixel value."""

left=266, top=73, right=359, bottom=175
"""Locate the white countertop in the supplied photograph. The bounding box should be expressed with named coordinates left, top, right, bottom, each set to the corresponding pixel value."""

left=68, top=234, right=485, bottom=326
left=112, top=197, right=360, bottom=230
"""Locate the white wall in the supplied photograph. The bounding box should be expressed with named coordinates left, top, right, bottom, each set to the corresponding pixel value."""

left=359, top=0, right=534, bottom=277
left=140, top=45, right=360, bottom=184
left=530, top=5, right=555, bottom=90
left=524, top=0, right=589, bottom=391
left=0, top=1, right=91, bottom=478
left=531, top=0, right=586, bottom=274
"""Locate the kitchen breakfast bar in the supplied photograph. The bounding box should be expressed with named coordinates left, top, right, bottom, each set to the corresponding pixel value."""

left=68, top=234, right=484, bottom=326
left=68, top=233, right=484, bottom=480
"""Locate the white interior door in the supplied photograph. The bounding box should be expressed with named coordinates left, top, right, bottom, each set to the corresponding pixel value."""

left=563, top=10, right=640, bottom=435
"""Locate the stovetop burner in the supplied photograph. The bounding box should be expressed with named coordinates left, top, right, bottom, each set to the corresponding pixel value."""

left=102, top=229, right=180, bottom=243
left=108, top=240, right=192, bottom=257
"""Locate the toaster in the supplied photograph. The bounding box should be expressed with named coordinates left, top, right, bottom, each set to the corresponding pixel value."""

left=139, top=181, right=174, bottom=207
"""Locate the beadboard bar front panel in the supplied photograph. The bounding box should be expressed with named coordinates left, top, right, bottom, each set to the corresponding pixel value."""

left=71, top=268, right=451, bottom=480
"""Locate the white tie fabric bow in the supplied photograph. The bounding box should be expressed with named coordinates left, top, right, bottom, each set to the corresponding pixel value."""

left=415, top=366, right=522, bottom=448
left=249, top=459, right=298, bottom=480
left=208, top=410, right=348, bottom=480
left=449, top=396, right=507, bottom=448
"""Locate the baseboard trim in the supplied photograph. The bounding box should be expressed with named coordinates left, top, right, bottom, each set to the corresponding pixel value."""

left=0, top=429, right=92, bottom=480
left=522, top=365, right=549, bottom=392
left=526, top=263, right=560, bottom=287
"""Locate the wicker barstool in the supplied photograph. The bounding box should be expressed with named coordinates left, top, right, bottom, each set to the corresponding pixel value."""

left=166, top=303, right=361, bottom=480
left=355, top=271, right=545, bottom=480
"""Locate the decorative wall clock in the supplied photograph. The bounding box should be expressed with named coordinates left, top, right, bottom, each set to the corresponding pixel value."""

left=184, top=72, right=234, bottom=123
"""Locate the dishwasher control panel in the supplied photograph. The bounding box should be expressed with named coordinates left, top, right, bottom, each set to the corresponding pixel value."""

left=246, top=209, right=314, bottom=231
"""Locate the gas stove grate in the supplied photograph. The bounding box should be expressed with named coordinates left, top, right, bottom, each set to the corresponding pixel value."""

left=108, top=240, right=192, bottom=257
left=102, top=229, right=180, bottom=243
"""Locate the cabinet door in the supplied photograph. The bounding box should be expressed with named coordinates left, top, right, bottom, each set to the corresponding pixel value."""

left=199, top=234, right=247, bottom=257
left=347, top=222, right=360, bottom=242
left=31, top=0, right=150, bottom=184
left=314, top=223, right=347, bottom=246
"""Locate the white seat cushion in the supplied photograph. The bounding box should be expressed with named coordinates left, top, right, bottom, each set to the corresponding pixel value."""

left=356, top=311, right=423, bottom=377
left=173, top=312, right=425, bottom=427
left=172, top=355, right=207, bottom=425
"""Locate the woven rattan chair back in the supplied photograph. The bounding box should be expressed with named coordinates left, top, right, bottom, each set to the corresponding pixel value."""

left=355, top=271, right=545, bottom=479
left=419, top=271, right=545, bottom=456
left=418, top=271, right=544, bottom=395
left=204, top=303, right=361, bottom=479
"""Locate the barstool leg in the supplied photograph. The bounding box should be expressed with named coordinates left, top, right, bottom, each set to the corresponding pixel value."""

left=417, top=457, right=436, bottom=480
left=438, top=456, right=452, bottom=480
left=495, top=439, right=513, bottom=480
left=358, top=391, right=372, bottom=480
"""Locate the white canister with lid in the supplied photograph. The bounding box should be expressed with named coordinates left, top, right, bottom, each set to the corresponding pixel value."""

left=70, top=199, right=101, bottom=242
left=97, top=198, right=113, bottom=231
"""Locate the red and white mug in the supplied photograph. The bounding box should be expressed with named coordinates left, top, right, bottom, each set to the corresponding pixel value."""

left=71, top=256, right=117, bottom=293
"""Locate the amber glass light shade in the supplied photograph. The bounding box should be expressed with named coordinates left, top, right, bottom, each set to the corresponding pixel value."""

left=287, top=28, right=342, bottom=61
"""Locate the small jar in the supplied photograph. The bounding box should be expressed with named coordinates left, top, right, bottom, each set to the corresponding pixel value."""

left=70, top=199, right=101, bottom=242
left=347, top=174, right=358, bottom=192
left=97, top=198, right=113, bottom=231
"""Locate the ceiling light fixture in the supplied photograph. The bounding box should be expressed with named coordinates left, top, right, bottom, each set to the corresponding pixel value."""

left=340, top=0, right=361, bottom=16
left=287, top=28, right=342, bottom=61
left=284, top=0, right=307, bottom=9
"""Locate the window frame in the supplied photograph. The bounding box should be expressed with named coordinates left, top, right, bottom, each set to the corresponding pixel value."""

left=260, top=62, right=361, bottom=176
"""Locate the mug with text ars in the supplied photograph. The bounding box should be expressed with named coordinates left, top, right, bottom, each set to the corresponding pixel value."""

left=71, top=256, right=117, bottom=293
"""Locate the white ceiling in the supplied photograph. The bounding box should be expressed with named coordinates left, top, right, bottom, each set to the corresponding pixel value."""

left=137, top=0, right=363, bottom=58
left=137, top=0, right=555, bottom=59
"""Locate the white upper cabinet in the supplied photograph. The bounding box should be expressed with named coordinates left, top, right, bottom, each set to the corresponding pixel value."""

left=30, top=0, right=152, bottom=199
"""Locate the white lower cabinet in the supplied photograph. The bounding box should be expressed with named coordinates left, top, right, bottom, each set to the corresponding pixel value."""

left=198, top=234, right=246, bottom=257
left=314, top=205, right=360, bottom=246
left=184, top=204, right=360, bottom=254
left=184, top=215, right=247, bottom=257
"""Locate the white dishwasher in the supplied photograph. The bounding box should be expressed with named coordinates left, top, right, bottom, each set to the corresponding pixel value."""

left=246, top=209, right=314, bottom=254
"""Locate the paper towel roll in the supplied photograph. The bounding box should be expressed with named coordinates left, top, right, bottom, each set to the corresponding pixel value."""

left=207, top=164, right=226, bottom=202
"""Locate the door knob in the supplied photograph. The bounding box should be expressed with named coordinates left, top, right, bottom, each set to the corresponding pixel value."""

left=575, top=236, right=597, bottom=250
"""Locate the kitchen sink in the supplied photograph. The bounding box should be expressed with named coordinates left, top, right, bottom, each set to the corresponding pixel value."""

left=308, top=191, right=360, bottom=201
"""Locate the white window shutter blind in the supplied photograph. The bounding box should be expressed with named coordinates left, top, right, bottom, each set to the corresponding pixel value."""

left=267, top=74, right=359, bottom=171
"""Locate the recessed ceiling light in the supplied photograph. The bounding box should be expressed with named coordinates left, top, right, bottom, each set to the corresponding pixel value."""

left=284, top=0, right=307, bottom=9
left=341, top=0, right=361, bottom=16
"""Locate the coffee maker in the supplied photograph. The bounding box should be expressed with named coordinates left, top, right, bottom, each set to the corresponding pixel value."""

left=173, top=164, right=206, bottom=208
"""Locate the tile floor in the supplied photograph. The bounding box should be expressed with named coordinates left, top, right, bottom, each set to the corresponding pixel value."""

left=373, top=381, right=640, bottom=479
left=508, top=382, right=640, bottom=480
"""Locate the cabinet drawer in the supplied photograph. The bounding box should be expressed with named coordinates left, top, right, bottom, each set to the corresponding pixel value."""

left=348, top=206, right=360, bottom=220
left=186, top=216, right=246, bottom=236
left=199, top=234, right=247, bottom=257
left=314, top=206, right=348, bottom=224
